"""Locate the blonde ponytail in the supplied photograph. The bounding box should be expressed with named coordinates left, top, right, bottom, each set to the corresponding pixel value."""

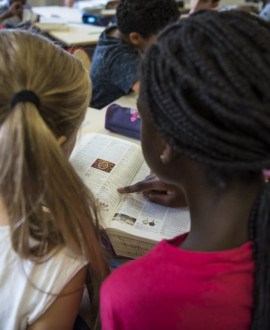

left=0, top=30, right=109, bottom=328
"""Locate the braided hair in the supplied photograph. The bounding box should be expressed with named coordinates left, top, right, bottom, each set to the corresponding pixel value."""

left=140, top=10, right=270, bottom=330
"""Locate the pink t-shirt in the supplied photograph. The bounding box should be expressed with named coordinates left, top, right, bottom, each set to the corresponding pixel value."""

left=101, top=234, right=254, bottom=330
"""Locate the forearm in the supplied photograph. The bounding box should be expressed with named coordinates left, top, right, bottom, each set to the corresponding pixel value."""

left=0, top=11, right=12, bottom=22
left=63, top=0, right=75, bottom=7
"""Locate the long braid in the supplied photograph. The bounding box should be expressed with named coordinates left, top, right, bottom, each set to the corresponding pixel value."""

left=141, top=10, right=270, bottom=329
left=250, top=183, right=270, bottom=329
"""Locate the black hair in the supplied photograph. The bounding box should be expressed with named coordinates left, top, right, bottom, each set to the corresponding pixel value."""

left=140, top=10, right=270, bottom=330
left=116, top=0, right=180, bottom=39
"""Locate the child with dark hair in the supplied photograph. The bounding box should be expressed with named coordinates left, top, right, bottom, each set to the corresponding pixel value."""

left=100, top=11, right=270, bottom=329
left=90, top=0, right=179, bottom=109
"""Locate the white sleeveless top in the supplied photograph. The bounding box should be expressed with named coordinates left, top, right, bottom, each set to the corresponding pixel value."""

left=0, top=226, right=87, bottom=329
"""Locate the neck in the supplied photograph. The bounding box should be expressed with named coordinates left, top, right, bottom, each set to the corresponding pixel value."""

left=108, top=28, right=137, bottom=50
left=180, top=173, right=264, bottom=252
left=0, top=196, right=9, bottom=226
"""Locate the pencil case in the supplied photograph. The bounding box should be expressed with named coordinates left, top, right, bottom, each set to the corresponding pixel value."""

left=105, top=103, right=141, bottom=140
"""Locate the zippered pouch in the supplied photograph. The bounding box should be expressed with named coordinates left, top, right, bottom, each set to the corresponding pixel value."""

left=105, top=103, right=141, bottom=140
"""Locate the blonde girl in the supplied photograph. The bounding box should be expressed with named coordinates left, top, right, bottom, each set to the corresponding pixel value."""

left=0, top=30, right=108, bottom=329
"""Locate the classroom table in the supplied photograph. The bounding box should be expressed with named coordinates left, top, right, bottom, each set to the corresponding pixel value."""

left=102, top=92, right=138, bottom=110
left=33, top=6, right=115, bottom=22
left=33, top=6, right=83, bottom=23
left=42, top=23, right=104, bottom=46
left=33, top=6, right=105, bottom=46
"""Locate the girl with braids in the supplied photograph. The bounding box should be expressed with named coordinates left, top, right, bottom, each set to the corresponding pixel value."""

left=100, top=10, right=270, bottom=330
left=0, top=30, right=109, bottom=329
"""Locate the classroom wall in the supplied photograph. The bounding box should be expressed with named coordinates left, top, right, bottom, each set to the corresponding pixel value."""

left=28, top=0, right=62, bottom=6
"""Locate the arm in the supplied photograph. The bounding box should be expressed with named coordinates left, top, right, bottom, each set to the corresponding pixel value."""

left=132, top=80, right=140, bottom=94
left=28, top=267, right=87, bottom=330
left=0, top=2, right=23, bottom=22
left=118, top=173, right=187, bottom=208
left=111, top=51, right=140, bottom=95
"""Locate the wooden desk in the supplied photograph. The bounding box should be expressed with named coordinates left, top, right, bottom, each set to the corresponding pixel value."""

left=33, top=6, right=115, bottom=21
left=33, top=6, right=83, bottom=23
left=46, top=23, right=104, bottom=46
left=33, top=6, right=105, bottom=46
left=101, top=92, right=138, bottom=110
left=100, top=9, right=116, bottom=16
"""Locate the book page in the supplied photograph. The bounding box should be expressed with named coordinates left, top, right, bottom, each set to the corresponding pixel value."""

left=70, top=133, right=144, bottom=226
left=109, top=162, right=190, bottom=242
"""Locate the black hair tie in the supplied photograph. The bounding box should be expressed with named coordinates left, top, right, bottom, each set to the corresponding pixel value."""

left=11, top=90, right=40, bottom=109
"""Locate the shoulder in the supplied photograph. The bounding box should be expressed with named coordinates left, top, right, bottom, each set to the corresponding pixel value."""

left=28, top=266, right=86, bottom=329
left=100, top=242, right=179, bottom=329
left=0, top=232, right=87, bottom=328
left=91, top=35, right=139, bottom=84
left=101, top=242, right=167, bottom=300
left=96, top=29, right=138, bottom=60
left=100, top=237, right=255, bottom=330
left=29, top=247, right=87, bottom=286
left=25, top=247, right=87, bottom=324
left=102, top=236, right=186, bottom=287
left=101, top=234, right=254, bottom=301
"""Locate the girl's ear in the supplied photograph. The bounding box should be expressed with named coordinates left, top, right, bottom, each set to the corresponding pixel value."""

left=160, top=141, right=178, bottom=165
left=128, top=32, right=141, bottom=46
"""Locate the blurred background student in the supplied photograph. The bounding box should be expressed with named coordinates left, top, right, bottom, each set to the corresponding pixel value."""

left=90, top=0, right=180, bottom=109
left=0, top=0, right=38, bottom=25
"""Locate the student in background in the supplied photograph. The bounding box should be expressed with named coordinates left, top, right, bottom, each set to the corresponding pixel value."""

left=101, top=11, right=270, bottom=329
left=0, top=0, right=38, bottom=25
left=189, top=0, right=219, bottom=14
left=0, top=30, right=109, bottom=330
left=90, top=0, right=180, bottom=109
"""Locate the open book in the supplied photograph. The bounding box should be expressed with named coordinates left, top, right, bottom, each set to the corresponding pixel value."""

left=70, top=133, right=190, bottom=259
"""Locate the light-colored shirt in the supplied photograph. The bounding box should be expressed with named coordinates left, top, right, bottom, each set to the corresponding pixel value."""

left=3, top=8, right=37, bottom=25
left=0, top=225, right=87, bottom=329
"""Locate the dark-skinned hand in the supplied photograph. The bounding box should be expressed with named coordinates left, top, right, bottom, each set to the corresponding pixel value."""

left=118, top=173, right=187, bottom=208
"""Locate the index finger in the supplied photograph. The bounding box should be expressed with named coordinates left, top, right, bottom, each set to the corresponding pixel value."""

left=118, top=180, right=155, bottom=194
